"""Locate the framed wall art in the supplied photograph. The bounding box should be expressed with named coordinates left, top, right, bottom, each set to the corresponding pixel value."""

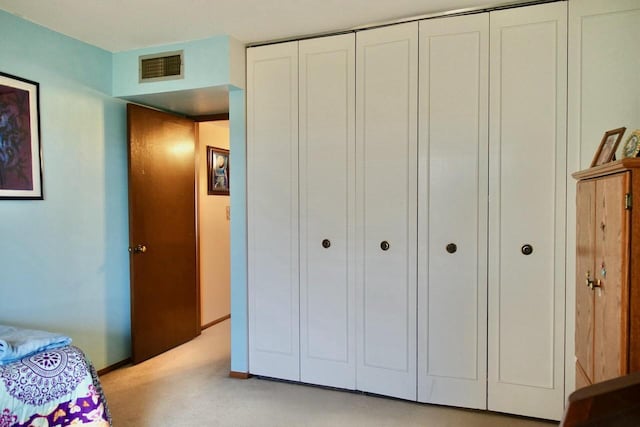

left=590, top=127, right=626, bottom=167
left=207, top=146, right=229, bottom=195
left=0, top=71, right=43, bottom=199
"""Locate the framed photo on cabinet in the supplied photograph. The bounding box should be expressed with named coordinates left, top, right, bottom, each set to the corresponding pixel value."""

left=591, top=127, right=626, bottom=167
left=0, top=71, right=43, bottom=200
left=207, top=146, right=229, bottom=195
left=622, top=129, right=640, bottom=158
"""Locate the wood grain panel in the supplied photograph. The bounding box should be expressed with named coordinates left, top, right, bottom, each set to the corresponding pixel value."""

left=575, top=180, right=596, bottom=384
left=593, top=172, right=630, bottom=383
left=575, top=360, right=591, bottom=390
left=128, top=104, right=200, bottom=364
left=629, top=169, right=640, bottom=373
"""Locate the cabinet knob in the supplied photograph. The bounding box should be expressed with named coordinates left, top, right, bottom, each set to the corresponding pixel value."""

left=521, top=244, right=533, bottom=255
left=446, top=243, right=457, bottom=254
left=585, top=271, right=595, bottom=289
left=322, top=239, right=331, bottom=249
left=380, top=241, right=390, bottom=251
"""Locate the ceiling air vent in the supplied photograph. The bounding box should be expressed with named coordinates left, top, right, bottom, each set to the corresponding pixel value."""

left=139, top=50, right=184, bottom=82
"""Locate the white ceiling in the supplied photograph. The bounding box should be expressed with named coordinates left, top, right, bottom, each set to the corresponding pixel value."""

left=0, top=0, right=524, bottom=115
left=0, top=0, right=521, bottom=52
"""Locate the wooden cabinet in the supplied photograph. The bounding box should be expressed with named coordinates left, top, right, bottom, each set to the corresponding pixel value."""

left=573, top=159, right=640, bottom=389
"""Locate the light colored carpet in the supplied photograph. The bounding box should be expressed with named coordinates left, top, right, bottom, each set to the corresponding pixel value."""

left=100, top=320, right=558, bottom=426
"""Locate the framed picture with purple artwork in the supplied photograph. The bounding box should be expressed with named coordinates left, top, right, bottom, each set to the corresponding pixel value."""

left=0, top=71, right=43, bottom=199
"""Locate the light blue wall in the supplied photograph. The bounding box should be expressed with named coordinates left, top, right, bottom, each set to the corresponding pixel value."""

left=0, top=10, right=248, bottom=373
left=229, top=88, right=247, bottom=372
left=112, top=36, right=232, bottom=97
left=0, top=10, right=130, bottom=369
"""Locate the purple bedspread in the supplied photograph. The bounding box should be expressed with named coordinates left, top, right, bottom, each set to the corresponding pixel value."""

left=0, top=345, right=111, bottom=426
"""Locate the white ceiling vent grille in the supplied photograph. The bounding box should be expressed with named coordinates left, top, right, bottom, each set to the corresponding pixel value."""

left=139, top=51, right=183, bottom=82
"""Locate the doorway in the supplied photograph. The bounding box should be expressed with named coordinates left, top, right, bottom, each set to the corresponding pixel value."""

left=127, top=105, right=231, bottom=364
left=197, top=119, right=231, bottom=329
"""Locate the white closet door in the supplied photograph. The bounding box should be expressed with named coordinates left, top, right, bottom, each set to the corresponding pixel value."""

left=299, top=34, right=356, bottom=389
left=355, top=22, right=418, bottom=401
left=247, top=42, right=300, bottom=381
left=488, top=2, right=567, bottom=420
left=417, top=13, right=489, bottom=409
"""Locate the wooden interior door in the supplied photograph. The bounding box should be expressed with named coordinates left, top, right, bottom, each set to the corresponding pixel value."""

left=575, top=179, right=596, bottom=388
left=594, top=172, right=630, bottom=383
left=127, top=103, right=200, bottom=364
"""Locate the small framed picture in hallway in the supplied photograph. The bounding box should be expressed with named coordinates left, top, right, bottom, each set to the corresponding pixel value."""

left=0, top=71, right=43, bottom=200
left=207, top=146, right=229, bottom=195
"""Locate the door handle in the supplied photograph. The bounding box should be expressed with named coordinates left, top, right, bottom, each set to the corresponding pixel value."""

left=129, top=244, right=147, bottom=254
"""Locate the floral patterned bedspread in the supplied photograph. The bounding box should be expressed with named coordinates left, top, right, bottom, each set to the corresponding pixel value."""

left=0, top=346, right=111, bottom=427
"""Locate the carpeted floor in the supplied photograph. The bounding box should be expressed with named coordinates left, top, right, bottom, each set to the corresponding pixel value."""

left=100, top=320, right=558, bottom=426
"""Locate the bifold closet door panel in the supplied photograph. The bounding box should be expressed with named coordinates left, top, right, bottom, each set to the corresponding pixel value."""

left=299, top=34, right=356, bottom=389
left=247, top=42, right=300, bottom=381
left=355, top=22, right=418, bottom=401
left=417, top=13, right=489, bottom=409
left=488, top=2, right=567, bottom=420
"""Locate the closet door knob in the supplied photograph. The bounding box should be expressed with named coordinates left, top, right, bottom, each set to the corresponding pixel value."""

left=322, top=239, right=331, bottom=249
left=446, top=243, right=457, bottom=254
left=380, top=241, right=390, bottom=251
left=521, top=244, right=533, bottom=255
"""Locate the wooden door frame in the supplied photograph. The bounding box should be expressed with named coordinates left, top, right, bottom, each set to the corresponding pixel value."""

left=192, top=113, right=230, bottom=331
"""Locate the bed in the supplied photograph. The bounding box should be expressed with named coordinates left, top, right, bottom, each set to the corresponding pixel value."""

left=0, top=331, right=111, bottom=427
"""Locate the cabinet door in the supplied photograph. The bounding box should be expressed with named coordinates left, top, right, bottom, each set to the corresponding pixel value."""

left=355, top=22, right=418, bottom=400
left=247, top=42, right=300, bottom=380
left=575, top=179, right=596, bottom=385
left=594, top=173, right=630, bottom=383
left=299, top=34, right=356, bottom=389
left=488, top=2, right=567, bottom=420
left=417, top=13, right=489, bottom=409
